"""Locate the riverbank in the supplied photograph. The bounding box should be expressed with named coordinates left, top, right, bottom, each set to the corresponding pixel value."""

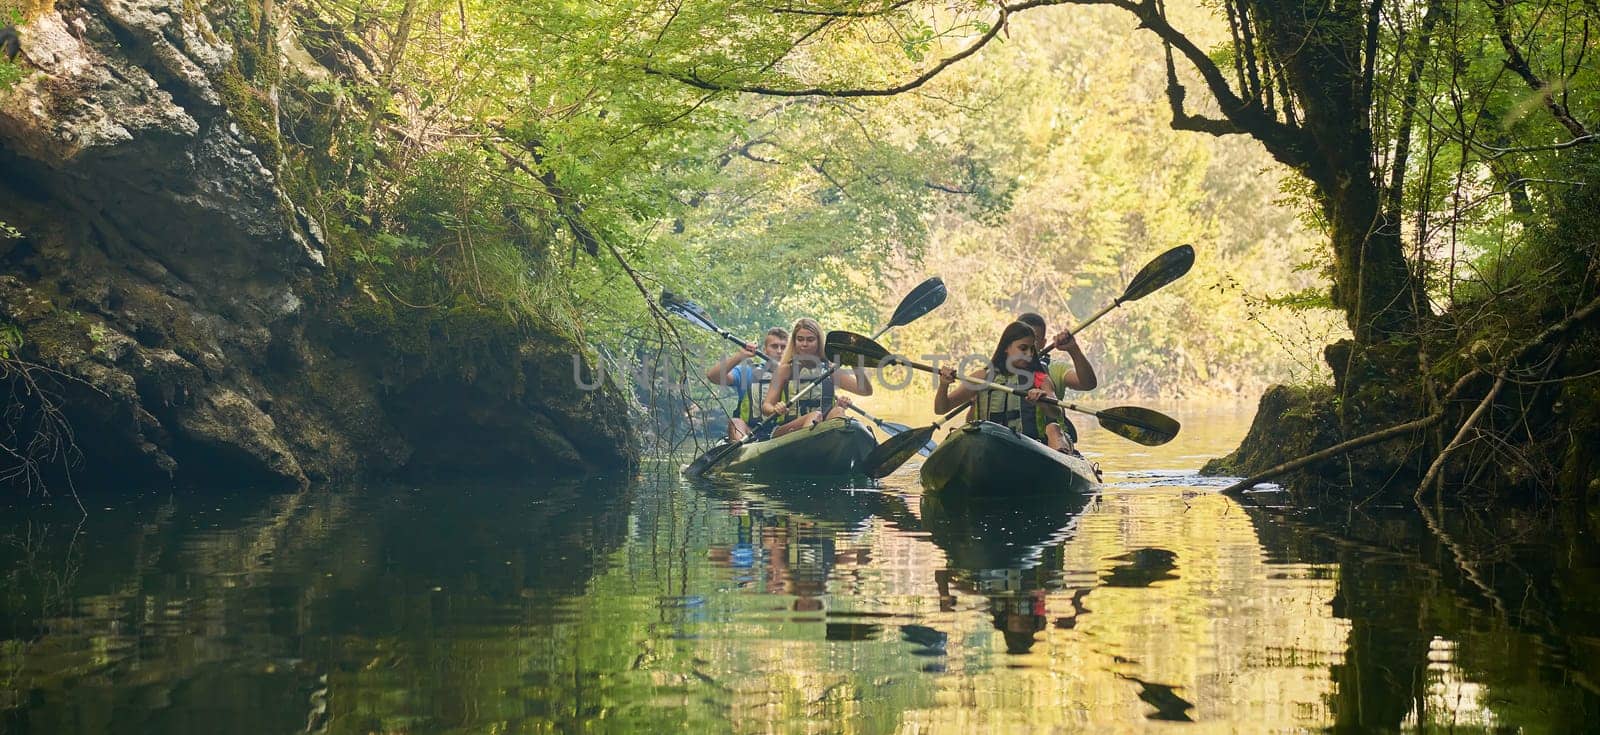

left=0, top=0, right=638, bottom=493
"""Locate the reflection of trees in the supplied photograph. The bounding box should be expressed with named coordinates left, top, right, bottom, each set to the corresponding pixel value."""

left=0, top=479, right=636, bottom=734
left=1241, top=502, right=1600, bottom=731
left=10, top=472, right=1596, bottom=732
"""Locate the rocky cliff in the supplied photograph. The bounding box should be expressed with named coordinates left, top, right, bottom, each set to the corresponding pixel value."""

left=0, top=0, right=637, bottom=490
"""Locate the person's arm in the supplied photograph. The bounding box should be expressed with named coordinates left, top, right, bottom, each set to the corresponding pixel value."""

left=705, top=344, right=759, bottom=385
left=1028, top=374, right=1065, bottom=420
left=761, top=361, right=791, bottom=417
left=835, top=363, right=873, bottom=396
left=1050, top=331, right=1098, bottom=391
left=934, top=367, right=979, bottom=412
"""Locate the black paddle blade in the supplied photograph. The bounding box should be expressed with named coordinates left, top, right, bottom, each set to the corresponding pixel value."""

left=888, top=277, right=947, bottom=327
left=825, top=330, right=892, bottom=368
left=864, top=426, right=937, bottom=478
left=660, top=291, right=721, bottom=333
left=1122, top=245, right=1195, bottom=302
left=1095, top=406, right=1181, bottom=446
left=858, top=415, right=935, bottom=456
left=684, top=439, right=742, bottom=476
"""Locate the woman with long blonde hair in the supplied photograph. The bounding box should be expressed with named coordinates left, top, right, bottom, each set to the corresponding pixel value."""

left=760, top=317, right=872, bottom=438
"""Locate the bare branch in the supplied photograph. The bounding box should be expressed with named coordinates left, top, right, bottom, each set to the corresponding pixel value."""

left=646, top=0, right=1071, bottom=97
left=1415, top=374, right=1506, bottom=501
left=1477, top=132, right=1598, bottom=158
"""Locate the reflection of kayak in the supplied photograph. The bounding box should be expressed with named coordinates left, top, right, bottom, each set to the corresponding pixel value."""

left=710, top=417, right=877, bottom=477
left=701, top=478, right=893, bottom=529
left=920, top=421, right=1099, bottom=497
left=920, top=489, right=1092, bottom=571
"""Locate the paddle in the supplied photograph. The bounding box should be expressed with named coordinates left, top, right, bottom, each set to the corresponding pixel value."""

left=827, top=330, right=1180, bottom=447
left=857, top=244, right=1195, bottom=478
left=682, top=278, right=947, bottom=477
left=661, top=291, right=936, bottom=456
left=843, top=404, right=937, bottom=457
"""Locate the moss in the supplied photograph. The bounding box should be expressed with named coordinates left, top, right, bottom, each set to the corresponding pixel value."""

left=0, top=285, right=95, bottom=364
left=216, top=60, right=283, bottom=166
left=110, top=282, right=213, bottom=358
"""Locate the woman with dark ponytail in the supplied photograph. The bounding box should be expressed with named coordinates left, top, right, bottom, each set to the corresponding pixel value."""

left=934, top=321, right=1074, bottom=452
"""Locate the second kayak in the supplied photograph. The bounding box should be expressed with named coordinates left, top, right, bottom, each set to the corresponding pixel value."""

left=709, top=417, right=877, bottom=477
left=920, top=420, right=1099, bottom=497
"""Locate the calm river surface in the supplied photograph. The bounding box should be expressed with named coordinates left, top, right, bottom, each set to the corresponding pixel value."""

left=2, top=401, right=1596, bottom=733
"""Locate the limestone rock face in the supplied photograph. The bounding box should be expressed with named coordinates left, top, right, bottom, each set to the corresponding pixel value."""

left=0, top=0, right=637, bottom=490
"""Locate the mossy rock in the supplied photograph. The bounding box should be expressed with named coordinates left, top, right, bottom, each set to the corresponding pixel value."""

left=1203, top=383, right=1337, bottom=477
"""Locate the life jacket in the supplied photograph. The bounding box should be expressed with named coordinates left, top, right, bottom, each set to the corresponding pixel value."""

left=778, top=358, right=834, bottom=421
left=975, top=368, right=1041, bottom=439
left=734, top=363, right=774, bottom=422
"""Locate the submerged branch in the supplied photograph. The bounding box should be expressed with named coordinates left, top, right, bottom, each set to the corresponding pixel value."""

left=1221, top=413, right=1443, bottom=495
left=1224, top=294, right=1600, bottom=496
left=1414, top=374, right=1506, bottom=502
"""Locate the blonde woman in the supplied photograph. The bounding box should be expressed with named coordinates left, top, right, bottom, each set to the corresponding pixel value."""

left=760, top=318, right=873, bottom=438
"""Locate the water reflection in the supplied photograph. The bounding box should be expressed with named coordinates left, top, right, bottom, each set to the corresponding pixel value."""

left=1, top=402, right=1597, bottom=732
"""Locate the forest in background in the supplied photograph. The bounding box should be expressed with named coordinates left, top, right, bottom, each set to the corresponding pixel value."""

left=3, top=0, right=1596, bottom=497
left=4, top=0, right=1344, bottom=399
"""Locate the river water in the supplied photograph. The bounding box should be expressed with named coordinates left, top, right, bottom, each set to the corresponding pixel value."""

left=2, top=401, right=1596, bottom=733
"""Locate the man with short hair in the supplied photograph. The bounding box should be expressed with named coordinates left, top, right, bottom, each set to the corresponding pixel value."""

left=705, top=326, right=788, bottom=441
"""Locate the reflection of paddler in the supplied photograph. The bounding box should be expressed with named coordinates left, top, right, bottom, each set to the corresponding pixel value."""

left=992, top=591, right=1048, bottom=654
left=710, top=507, right=865, bottom=612
left=933, top=567, right=1057, bottom=654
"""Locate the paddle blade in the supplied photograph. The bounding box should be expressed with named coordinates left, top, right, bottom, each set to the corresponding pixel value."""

left=864, top=426, right=937, bottom=478
left=1122, top=244, right=1195, bottom=302
left=660, top=291, right=721, bottom=333
left=875, top=419, right=912, bottom=436
left=888, top=277, right=947, bottom=327
left=1095, top=406, right=1181, bottom=446
left=684, top=439, right=743, bottom=476
left=825, top=330, right=892, bottom=368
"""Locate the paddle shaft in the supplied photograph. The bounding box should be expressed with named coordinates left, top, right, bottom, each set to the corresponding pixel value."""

left=935, top=307, right=1107, bottom=421
left=685, top=308, right=911, bottom=435
left=759, top=323, right=887, bottom=423
left=892, top=356, right=1116, bottom=421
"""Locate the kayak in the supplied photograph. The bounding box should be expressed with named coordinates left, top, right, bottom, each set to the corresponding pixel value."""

left=919, top=420, right=1099, bottom=497
left=709, top=417, right=878, bottom=477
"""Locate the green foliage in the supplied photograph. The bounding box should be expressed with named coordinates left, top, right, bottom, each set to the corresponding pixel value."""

left=0, top=9, right=21, bottom=91
left=0, top=60, right=19, bottom=92
left=0, top=321, right=19, bottom=361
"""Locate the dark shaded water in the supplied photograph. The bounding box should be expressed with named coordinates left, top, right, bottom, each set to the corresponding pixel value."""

left=2, top=402, right=1597, bottom=733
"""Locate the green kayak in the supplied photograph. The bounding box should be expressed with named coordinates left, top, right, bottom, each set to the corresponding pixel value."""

left=920, top=420, right=1099, bottom=497
left=709, top=417, right=878, bottom=477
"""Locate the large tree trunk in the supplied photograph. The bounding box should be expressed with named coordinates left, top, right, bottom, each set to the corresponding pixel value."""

left=1254, top=0, right=1418, bottom=342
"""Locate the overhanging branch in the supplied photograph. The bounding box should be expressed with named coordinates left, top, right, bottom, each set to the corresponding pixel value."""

left=646, top=0, right=1072, bottom=97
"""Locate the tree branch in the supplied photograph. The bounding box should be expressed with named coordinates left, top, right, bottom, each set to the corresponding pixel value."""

left=485, top=139, right=600, bottom=258
left=1414, top=374, right=1505, bottom=502
left=1161, top=40, right=1247, bottom=136
left=1477, top=132, right=1598, bottom=158
left=768, top=0, right=919, bottom=17
left=1122, top=0, right=1310, bottom=164
left=1221, top=413, right=1443, bottom=495
left=1486, top=0, right=1591, bottom=138
left=646, top=0, right=1070, bottom=97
